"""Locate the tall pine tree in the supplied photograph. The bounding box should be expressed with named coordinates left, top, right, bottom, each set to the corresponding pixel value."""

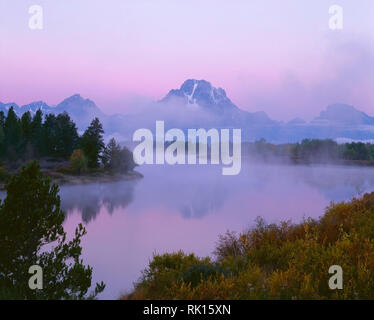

left=31, top=109, right=43, bottom=157
left=54, top=112, right=79, bottom=158
left=80, top=117, right=104, bottom=168
left=20, top=111, right=33, bottom=158
left=0, top=161, right=105, bottom=299
left=4, top=107, right=21, bottom=161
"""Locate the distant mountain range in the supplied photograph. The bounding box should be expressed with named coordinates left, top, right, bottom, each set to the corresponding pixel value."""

left=1, top=79, right=374, bottom=143
left=0, top=94, right=105, bottom=131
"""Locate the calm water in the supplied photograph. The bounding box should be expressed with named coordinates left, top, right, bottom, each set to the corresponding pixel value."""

left=58, top=162, right=374, bottom=299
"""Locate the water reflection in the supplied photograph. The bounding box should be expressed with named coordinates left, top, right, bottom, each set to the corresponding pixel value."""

left=3, top=162, right=374, bottom=299
left=59, top=181, right=136, bottom=223
left=58, top=163, right=374, bottom=224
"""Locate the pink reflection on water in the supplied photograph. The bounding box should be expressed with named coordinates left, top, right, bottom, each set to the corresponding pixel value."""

left=61, top=163, right=374, bottom=299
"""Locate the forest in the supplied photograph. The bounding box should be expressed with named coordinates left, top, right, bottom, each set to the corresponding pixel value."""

left=244, top=138, right=374, bottom=164
left=0, top=107, right=136, bottom=178
left=0, top=106, right=140, bottom=299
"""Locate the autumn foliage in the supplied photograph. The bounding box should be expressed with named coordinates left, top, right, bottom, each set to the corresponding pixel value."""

left=126, top=193, right=374, bottom=300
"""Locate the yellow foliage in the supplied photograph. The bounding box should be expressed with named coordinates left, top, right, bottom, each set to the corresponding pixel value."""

left=125, top=192, right=374, bottom=300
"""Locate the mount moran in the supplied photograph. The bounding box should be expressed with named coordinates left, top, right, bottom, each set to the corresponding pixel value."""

left=1, top=79, right=374, bottom=143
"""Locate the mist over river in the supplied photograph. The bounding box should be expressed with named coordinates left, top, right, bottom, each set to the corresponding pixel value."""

left=56, top=162, right=374, bottom=299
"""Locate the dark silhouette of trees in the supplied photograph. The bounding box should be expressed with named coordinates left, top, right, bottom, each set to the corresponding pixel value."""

left=343, top=142, right=372, bottom=161
left=20, top=111, right=33, bottom=159
left=0, top=161, right=105, bottom=299
left=31, top=109, right=43, bottom=157
left=4, top=107, right=21, bottom=160
left=0, top=108, right=79, bottom=161
left=102, top=138, right=137, bottom=173
left=0, top=111, right=5, bottom=155
left=42, top=112, right=79, bottom=158
left=0, top=107, right=135, bottom=173
left=102, top=138, right=121, bottom=170
left=245, top=138, right=374, bottom=163
left=80, top=117, right=105, bottom=168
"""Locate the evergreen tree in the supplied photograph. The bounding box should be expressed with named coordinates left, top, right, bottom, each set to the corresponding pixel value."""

left=20, top=111, right=33, bottom=156
left=0, top=161, right=105, bottom=299
left=0, top=108, right=111, bottom=168
left=102, top=138, right=122, bottom=170
left=80, top=118, right=104, bottom=168
left=4, top=107, right=21, bottom=160
left=42, top=113, right=57, bottom=156
left=102, top=138, right=136, bottom=173
left=54, top=112, right=79, bottom=158
left=0, top=111, right=5, bottom=157
left=119, top=146, right=136, bottom=173
left=0, top=111, right=5, bottom=128
left=31, top=109, right=43, bottom=157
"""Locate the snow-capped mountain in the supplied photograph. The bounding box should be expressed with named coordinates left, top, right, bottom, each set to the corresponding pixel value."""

left=161, top=79, right=274, bottom=126
left=19, top=101, right=54, bottom=115
left=1, top=80, right=374, bottom=143
left=0, top=102, right=20, bottom=113
left=0, top=101, right=54, bottom=116
left=0, top=94, right=105, bottom=131
left=162, top=79, right=238, bottom=113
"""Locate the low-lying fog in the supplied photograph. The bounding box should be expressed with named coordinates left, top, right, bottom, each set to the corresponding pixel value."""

left=57, top=161, right=374, bottom=299
left=1, top=160, right=372, bottom=299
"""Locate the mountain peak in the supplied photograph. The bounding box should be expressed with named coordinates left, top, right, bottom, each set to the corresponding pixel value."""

left=57, top=94, right=98, bottom=110
left=162, top=79, right=237, bottom=113
left=62, top=94, right=84, bottom=103
left=314, top=104, right=374, bottom=125
left=19, top=101, right=52, bottom=115
left=181, top=79, right=228, bottom=104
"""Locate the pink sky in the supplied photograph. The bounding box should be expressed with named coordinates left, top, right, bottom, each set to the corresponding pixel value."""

left=0, top=0, right=373, bottom=121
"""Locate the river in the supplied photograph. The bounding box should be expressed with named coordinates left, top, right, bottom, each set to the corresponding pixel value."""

left=60, top=162, right=374, bottom=299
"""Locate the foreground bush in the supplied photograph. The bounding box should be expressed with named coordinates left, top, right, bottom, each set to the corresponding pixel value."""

left=125, top=193, right=374, bottom=300
left=0, top=161, right=105, bottom=299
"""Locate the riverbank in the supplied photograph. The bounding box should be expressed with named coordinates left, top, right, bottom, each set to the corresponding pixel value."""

left=44, top=168, right=143, bottom=187
left=242, top=154, right=374, bottom=167
left=0, top=158, right=143, bottom=190
left=291, top=158, right=374, bottom=167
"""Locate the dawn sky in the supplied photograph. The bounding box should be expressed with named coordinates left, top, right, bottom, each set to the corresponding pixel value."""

left=0, top=0, right=373, bottom=121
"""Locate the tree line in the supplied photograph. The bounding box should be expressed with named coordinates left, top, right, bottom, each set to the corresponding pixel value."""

left=245, top=138, right=374, bottom=163
left=0, top=107, right=136, bottom=173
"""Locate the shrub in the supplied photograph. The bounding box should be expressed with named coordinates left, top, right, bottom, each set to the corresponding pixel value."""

left=126, top=192, right=374, bottom=300
left=126, top=251, right=211, bottom=299
left=178, top=264, right=229, bottom=288
left=69, top=149, right=87, bottom=174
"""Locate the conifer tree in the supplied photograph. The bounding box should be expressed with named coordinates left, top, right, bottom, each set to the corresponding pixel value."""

left=80, top=117, right=104, bottom=168
left=0, top=161, right=105, bottom=299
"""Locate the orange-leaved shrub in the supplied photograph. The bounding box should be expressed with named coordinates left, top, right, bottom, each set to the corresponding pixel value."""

left=124, top=192, right=374, bottom=300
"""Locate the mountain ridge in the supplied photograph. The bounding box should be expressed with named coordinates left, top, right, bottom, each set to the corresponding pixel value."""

left=1, top=79, right=374, bottom=142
